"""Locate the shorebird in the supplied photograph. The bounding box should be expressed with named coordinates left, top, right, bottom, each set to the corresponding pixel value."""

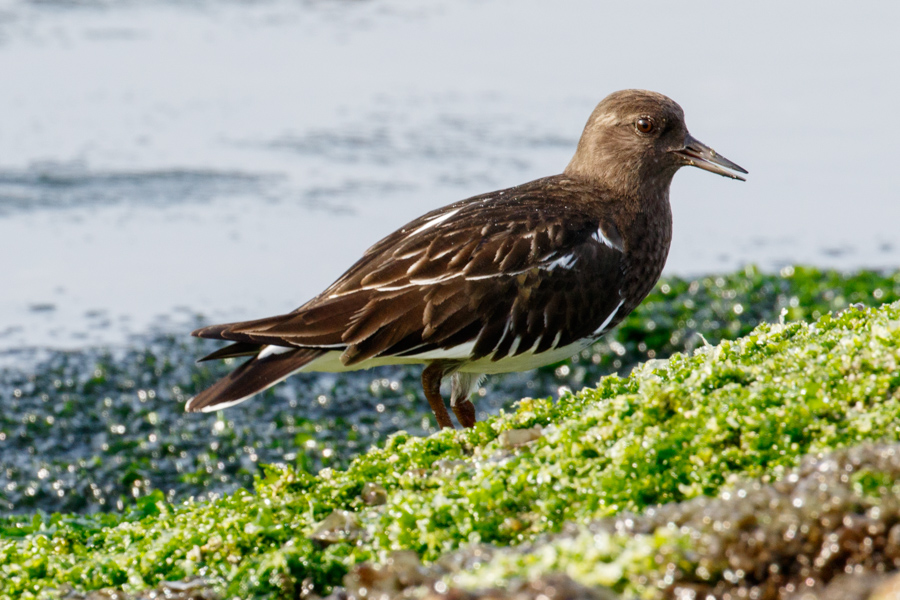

left=187, top=90, right=746, bottom=429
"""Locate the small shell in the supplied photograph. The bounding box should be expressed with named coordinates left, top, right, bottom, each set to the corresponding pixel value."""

left=499, top=426, right=543, bottom=448
left=361, top=482, right=388, bottom=506
left=310, top=509, right=362, bottom=545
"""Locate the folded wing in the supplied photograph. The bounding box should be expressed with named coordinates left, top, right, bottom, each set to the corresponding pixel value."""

left=190, top=176, right=628, bottom=410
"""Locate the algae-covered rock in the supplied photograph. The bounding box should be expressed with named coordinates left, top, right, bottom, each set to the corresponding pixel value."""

left=58, top=578, right=219, bottom=600
left=438, top=443, right=900, bottom=599
left=318, top=443, right=900, bottom=599
left=3, top=275, right=900, bottom=599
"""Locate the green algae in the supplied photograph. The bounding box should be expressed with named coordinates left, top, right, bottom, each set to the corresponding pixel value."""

left=442, top=442, right=900, bottom=599
left=3, top=288, right=900, bottom=599
left=1, top=266, right=898, bottom=516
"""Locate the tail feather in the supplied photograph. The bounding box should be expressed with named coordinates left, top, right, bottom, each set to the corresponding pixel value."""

left=186, top=347, right=323, bottom=412
left=197, top=341, right=262, bottom=362
left=192, top=314, right=290, bottom=341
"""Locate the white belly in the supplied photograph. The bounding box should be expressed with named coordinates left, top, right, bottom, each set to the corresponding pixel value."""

left=294, top=338, right=589, bottom=375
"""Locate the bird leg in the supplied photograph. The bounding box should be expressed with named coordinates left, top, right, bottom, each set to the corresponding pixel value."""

left=452, top=399, right=476, bottom=428
left=422, top=362, right=454, bottom=429
left=449, top=371, right=483, bottom=429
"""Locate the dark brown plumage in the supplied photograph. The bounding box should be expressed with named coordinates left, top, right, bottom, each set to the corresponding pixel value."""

left=187, top=89, right=747, bottom=428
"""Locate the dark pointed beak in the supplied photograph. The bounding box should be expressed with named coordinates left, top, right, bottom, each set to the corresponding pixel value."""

left=674, top=134, right=748, bottom=181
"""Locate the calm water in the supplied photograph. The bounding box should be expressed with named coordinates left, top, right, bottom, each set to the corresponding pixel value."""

left=1, top=0, right=899, bottom=353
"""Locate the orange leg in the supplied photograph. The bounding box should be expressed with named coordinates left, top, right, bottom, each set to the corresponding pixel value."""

left=452, top=399, right=477, bottom=428
left=422, top=362, right=454, bottom=429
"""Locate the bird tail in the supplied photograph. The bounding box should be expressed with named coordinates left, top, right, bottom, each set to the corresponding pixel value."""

left=185, top=347, right=323, bottom=412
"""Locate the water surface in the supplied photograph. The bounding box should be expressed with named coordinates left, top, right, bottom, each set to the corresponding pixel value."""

left=0, top=0, right=898, bottom=351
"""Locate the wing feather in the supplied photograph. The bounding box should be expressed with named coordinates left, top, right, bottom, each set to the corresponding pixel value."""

left=193, top=175, right=630, bottom=368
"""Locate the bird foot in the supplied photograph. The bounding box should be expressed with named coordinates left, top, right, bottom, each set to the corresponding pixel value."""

left=452, top=399, right=476, bottom=428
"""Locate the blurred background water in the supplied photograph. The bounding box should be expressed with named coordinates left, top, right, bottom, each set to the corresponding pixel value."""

left=1, top=0, right=898, bottom=354
left=3, top=0, right=900, bottom=515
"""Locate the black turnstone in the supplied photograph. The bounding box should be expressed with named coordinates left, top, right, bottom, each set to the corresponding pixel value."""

left=187, top=90, right=747, bottom=429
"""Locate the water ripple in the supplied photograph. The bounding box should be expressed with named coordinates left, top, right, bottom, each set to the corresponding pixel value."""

left=0, top=162, right=273, bottom=216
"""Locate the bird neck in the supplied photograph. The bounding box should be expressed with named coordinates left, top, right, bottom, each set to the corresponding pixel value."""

left=563, top=158, right=678, bottom=213
left=564, top=150, right=678, bottom=201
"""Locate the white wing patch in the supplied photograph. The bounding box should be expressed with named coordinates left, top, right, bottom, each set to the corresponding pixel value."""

left=258, top=344, right=294, bottom=359
left=409, top=208, right=461, bottom=236
left=507, top=335, right=522, bottom=356
left=593, top=299, right=625, bottom=335
left=592, top=227, right=622, bottom=251
left=543, top=253, right=578, bottom=271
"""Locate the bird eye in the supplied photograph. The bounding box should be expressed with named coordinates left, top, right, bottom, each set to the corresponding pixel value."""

left=636, top=117, right=654, bottom=134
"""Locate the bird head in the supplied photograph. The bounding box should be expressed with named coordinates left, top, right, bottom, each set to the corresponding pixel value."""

left=565, top=89, right=747, bottom=194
